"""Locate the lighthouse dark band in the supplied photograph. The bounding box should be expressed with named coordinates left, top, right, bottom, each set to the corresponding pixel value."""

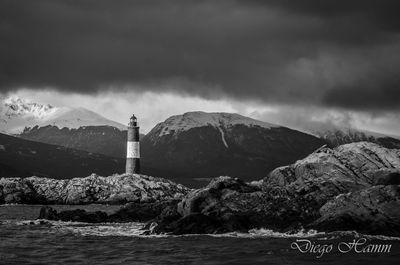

left=126, top=114, right=140, bottom=174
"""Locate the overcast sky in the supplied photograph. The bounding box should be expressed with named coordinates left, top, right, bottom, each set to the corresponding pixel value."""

left=1, top=0, right=400, bottom=135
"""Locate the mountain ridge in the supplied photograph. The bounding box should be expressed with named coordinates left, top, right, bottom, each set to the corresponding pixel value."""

left=0, top=96, right=125, bottom=133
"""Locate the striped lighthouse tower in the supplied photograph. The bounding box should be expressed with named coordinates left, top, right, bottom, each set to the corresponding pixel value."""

left=126, top=114, right=140, bottom=174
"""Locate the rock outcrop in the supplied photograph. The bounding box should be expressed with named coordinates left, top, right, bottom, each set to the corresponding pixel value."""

left=34, top=142, right=400, bottom=237
left=266, top=142, right=400, bottom=187
left=38, top=200, right=178, bottom=223
left=0, top=174, right=189, bottom=204
left=150, top=142, right=400, bottom=236
left=312, top=185, right=400, bottom=236
left=265, top=142, right=400, bottom=204
left=150, top=176, right=319, bottom=234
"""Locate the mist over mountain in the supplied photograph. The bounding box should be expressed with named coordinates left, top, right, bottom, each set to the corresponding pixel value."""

left=294, top=122, right=400, bottom=149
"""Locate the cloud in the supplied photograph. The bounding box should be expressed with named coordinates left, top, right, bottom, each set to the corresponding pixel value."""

left=8, top=88, right=400, bottom=137
left=250, top=104, right=400, bottom=138
left=1, top=0, right=400, bottom=111
left=11, top=89, right=237, bottom=133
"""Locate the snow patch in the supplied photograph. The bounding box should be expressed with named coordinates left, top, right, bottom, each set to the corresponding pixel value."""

left=157, top=111, right=278, bottom=137
left=217, top=127, right=229, bottom=148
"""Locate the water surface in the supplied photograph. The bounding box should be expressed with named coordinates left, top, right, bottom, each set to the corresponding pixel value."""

left=1, top=205, right=399, bottom=265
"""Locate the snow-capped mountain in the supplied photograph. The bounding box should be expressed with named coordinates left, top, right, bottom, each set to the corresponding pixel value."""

left=0, top=96, right=126, bottom=134
left=297, top=122, right=400, bottom=149
left=141, top=111, right=326, bottom=187
left=156, top=111, right=277, bottom=138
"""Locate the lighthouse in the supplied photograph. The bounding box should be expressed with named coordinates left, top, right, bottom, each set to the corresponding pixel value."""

left=126, top=114, right=140, bottom=174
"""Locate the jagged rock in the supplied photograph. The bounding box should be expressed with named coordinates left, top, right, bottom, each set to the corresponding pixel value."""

left=0, top=177, right=44, bottom=204
left=151, top=176, right=320, bottom=234
left=39, top=206, right=59, bottom=220
left=0, top=173, right=189, bottom=204
left=24, top=142, right=400, bottom=237
left=267, top=142, right=400, bottom=186
left=39, top=206, right=108, bottom=223
left=373, top=170, right=400, bottom=185
left=38, top=200, right=178, bottom=223
left=151, top=143, right=400, bottom=235
left=265, top=142, right=400, bottom=204
left=176, top=176, right=260, bottom=217
left=107, top=200, right=179, bottom=222
left=311, top=185, right=400, bottom=236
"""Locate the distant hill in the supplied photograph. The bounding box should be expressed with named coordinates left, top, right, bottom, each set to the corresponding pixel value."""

left=20, top=125, right=128, bottom=158
left=0, top=133, right=125, bottom=178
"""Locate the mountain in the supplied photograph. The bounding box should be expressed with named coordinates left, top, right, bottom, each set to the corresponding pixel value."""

left=297, top=123, right=400, bottom=149
left=18, top=111, right=327, bottom=186
left=0, top=133, right=125, bottom=178
left=0, top=96, right=125, bottom=134
left=140, top=112, right=326, bottom=186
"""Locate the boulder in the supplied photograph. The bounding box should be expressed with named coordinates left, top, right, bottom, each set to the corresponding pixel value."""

left=39, top=206, right=108, bottom=223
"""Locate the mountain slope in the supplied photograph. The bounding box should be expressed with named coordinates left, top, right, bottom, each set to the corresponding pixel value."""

left=0, top=96, right=125, bottom=133
left=20, top=125, right=128, bottom=158
left=141, top=112, right=326, bottom=186
left=0, top=133, right=125, bottom=178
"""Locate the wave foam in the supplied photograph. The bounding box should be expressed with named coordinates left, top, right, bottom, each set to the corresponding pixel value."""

left=4, top=220, right=400, bottom=240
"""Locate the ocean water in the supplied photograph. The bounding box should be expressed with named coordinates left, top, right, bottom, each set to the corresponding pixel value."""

left=0, top=205, right=399, bottom=265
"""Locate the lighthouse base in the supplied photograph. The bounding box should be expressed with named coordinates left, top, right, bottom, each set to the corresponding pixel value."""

left=126, top=158, right=140, bottom=174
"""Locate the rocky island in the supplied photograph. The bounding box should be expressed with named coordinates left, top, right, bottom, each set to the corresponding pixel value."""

left=2, top=142, right=400, bottom=237
left=0, top=173, right=189, bottom=204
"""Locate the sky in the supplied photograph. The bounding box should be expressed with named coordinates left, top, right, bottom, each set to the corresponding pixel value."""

left=1, top=0, right=400, bottom=135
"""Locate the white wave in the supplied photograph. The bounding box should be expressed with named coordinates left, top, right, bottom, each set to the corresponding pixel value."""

left=0, top=203, right=29, bottom=207
left=207, top=228, right=325, bottom=239
left=53, top=222, right=146, bottom=237
left=333, top=230, right=400, bottom=241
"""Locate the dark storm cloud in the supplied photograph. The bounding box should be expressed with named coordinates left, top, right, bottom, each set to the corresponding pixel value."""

left=1, top=0, right=400, bottom=110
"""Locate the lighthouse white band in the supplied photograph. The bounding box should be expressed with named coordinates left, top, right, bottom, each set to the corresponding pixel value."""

left=127, top=141, right=140, bottom=158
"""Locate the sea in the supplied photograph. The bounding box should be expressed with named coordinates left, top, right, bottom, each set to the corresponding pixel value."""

left=0, top=204, right=399, bottom=265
